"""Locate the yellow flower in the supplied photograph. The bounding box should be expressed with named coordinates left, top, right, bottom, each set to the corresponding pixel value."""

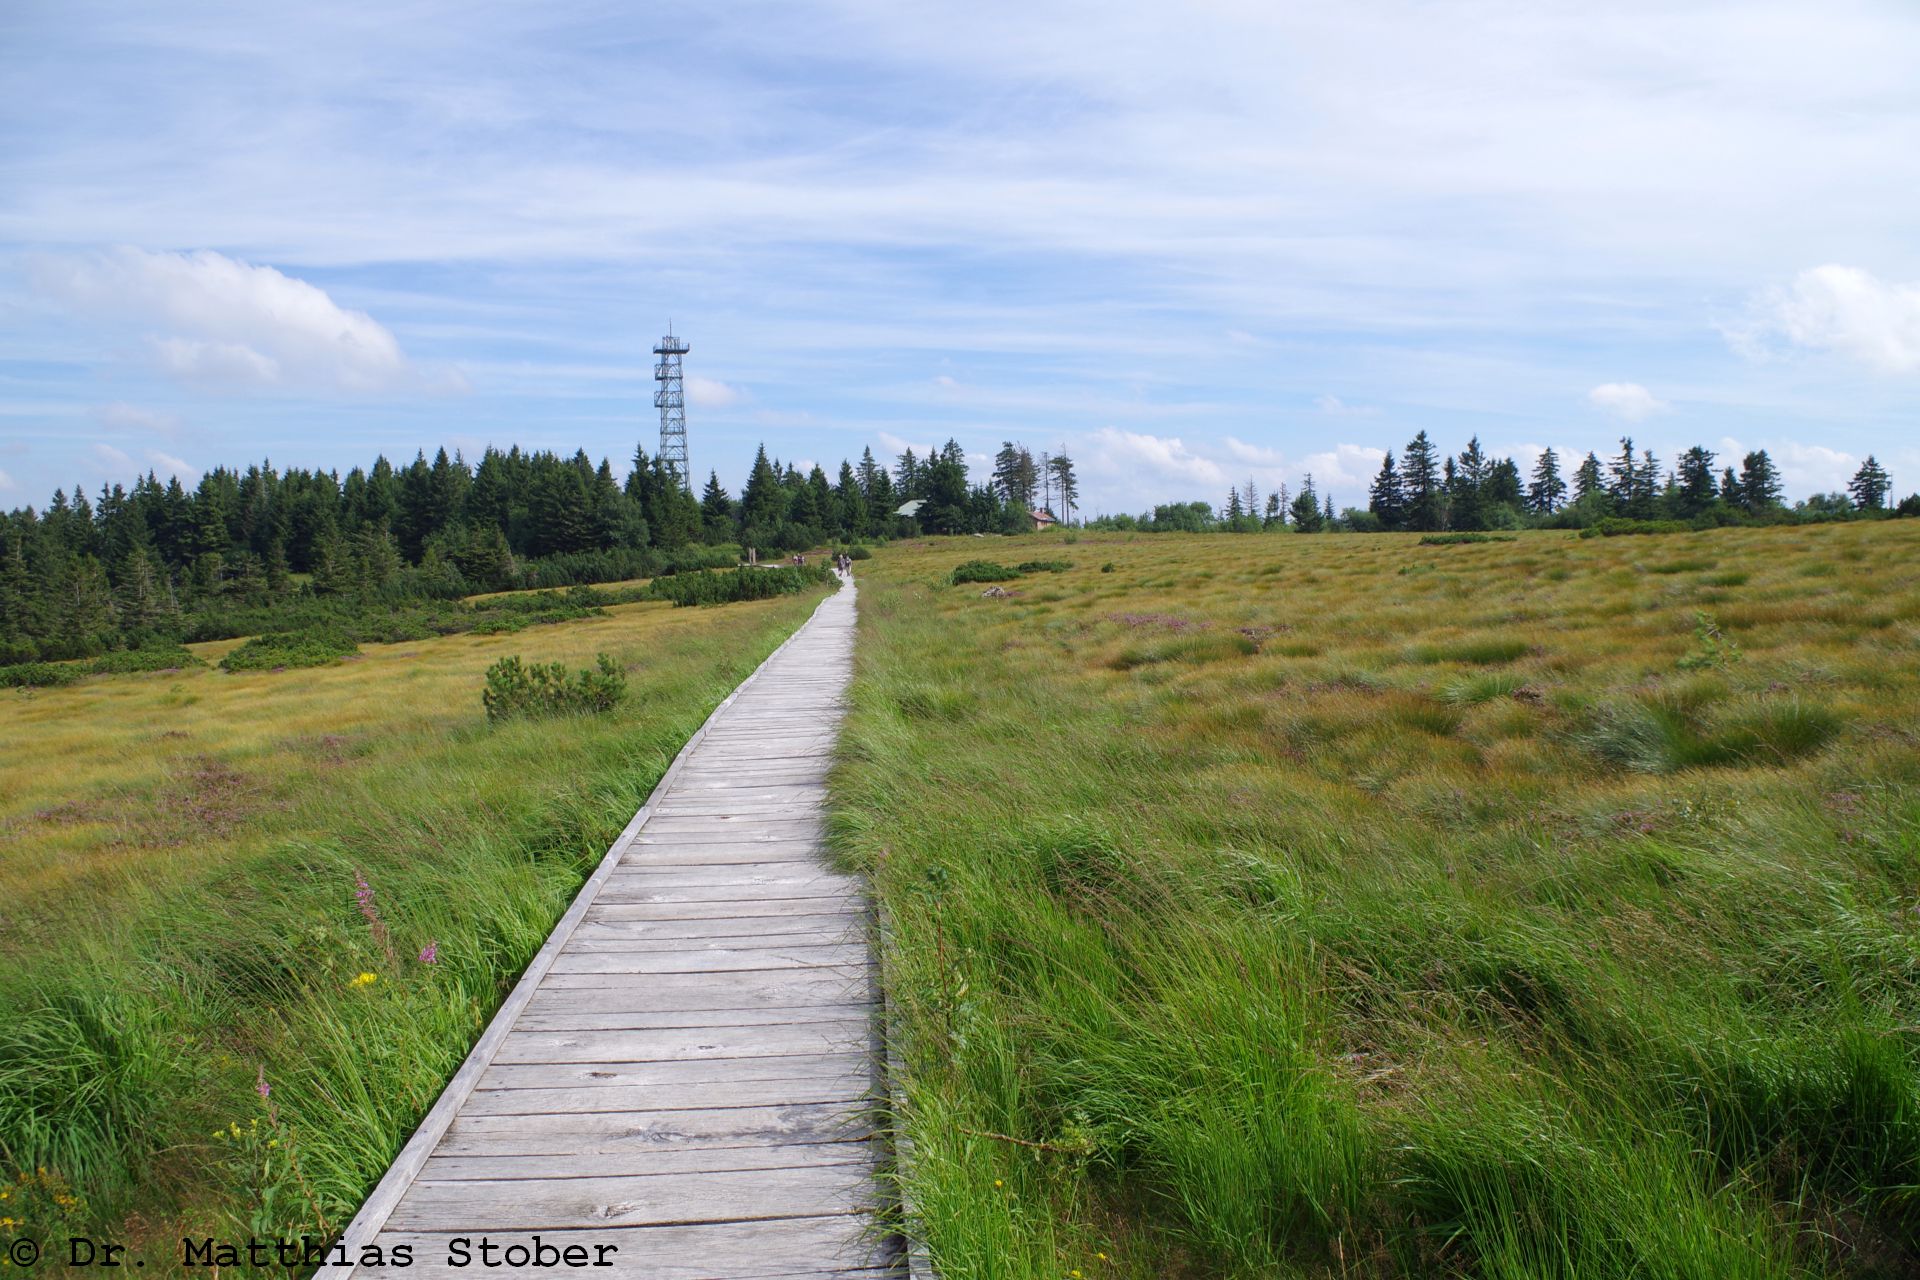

left=351, top=971, right=379, bottom=987
left=993, top=1179, right=1004, bottom=1188
left=268, top=1139, right=280, bottom=1149
left=1096, top=1254, right=1108, bottom=1262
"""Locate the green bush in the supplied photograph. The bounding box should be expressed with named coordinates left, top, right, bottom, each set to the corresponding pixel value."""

left=85, top=646, right=205, bottom=675
left=641, top=565, right=834, bottom=607
left=949, top=560, right=1020, bottom=585
left=219, top=630, right=359, bottom=672
left=1014, top=559, right=1072, bottom=574
left=0, top=662, right=81, bottom=688
left=482, top=654, right=627, bottom=722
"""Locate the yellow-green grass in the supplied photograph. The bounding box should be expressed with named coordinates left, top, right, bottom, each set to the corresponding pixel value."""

left=0, top=588, right=831, bottom=1265
left=830, top=523, right=1920, bottom=1279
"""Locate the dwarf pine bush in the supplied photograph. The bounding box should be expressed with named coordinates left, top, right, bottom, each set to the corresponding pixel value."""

left=481, top=654, right=627, bottom=722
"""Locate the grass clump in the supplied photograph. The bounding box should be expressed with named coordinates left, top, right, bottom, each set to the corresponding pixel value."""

left=1581, top=516, right=1695, bottom=538
left=1409, top=635, right=1533, bottom=665
left=1418, top=531, right=1518, bottom=545
left=481, top=654, right=627, bottom=722
left=1015, top=559, right=1072, bottom=574
left=218, top=629, right=359, bottom=672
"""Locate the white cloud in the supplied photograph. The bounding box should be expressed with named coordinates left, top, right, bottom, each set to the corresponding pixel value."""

left=1298, top=443, right=1387, bottom=491
left=0, top=469, right=14, bottom=492
left=876, top=430, right=936, bottom=458
left=32, top=247, right=429, bottom=392
left=1315, top=395, right=1378, bottom=417
left=94, top=402, right=183, bottom=435
left=932, top=374, right=960, bottom=389
left=91, top=443, right=134, bottom=472
left=1085, top=427, right=1226, bottom=491
left=145, top=450, right=200, bottom=482
left=1222, top=436, right=1285, bottom=468
left=685, top=375, right=743, bottom=408
left=1587, top=382, right=1668, bottom=421
left=1740, top=265, right=1920, bottom=372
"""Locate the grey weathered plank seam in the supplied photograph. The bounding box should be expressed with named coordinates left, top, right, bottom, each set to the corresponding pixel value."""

left=312, top=584, right=848, bottom=1278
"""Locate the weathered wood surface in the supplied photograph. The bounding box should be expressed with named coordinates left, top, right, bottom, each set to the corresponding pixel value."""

left=322, top=581, right=899, bottom=1279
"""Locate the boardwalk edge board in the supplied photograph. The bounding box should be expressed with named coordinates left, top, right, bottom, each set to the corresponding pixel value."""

left=312, top=585, right=854, bottom=1279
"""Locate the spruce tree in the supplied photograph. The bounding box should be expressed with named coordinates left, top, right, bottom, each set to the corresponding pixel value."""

left=1848, top=456, right=1891, bottom=510
left=1739, top=450, right=1783, bottom=512
left=1399, top=431, right=1442, bottom=531
left=1573, top=452, right=1605, bottom=504
left=1528, top=448, right=1567, bottom=513
left=1290, top=474, right=1323, bottom=531
left=1675, top=446, right=1718, bottom=516
left=1369, top=450, right=1403, bottom=527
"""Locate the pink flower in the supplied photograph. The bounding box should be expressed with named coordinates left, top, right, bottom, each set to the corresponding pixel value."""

left=418, top=941, right=438, bottom=965
left=256, top=1066, right=270, bottom=1099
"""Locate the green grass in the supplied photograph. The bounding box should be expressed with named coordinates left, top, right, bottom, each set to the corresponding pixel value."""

left=830, top=523, right=1920, bottom=1278
left=0, top=585, right=832, bottom=1266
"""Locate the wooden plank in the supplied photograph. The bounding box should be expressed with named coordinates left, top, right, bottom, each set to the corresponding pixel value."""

left=476, top=1051, right=872, bottom=1094
left=546, top=946, right=869, bottom=975
left=386, top=1165, right=878, bottom=1231
left=435, top=1103, right=871, bottom=1157
left=423, top=1141, right=869, bottom=1182
left=493, top=1022, right=869, bottom=1066
left=359, top=1218, right=893, bottom=1279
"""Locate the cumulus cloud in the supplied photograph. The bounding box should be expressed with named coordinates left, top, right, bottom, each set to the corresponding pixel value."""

left=0, top=469, right=14, bottom=492
left=685, top=375, right=743, bottom=408
left=877, top=430, right=936, bottom=458
left=1738, top=265, right=1920, bottom=372
left=1085, top=427, right=1225, bottom=490
left=1587, top=382, right=1668, bottom=421
left=32, top=247, right=436, bottom=392
left=1299, top=443, right=1388, bottom=491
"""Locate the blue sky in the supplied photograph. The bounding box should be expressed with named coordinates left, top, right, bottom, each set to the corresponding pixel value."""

left=4, top=0, right=1919, bottom=514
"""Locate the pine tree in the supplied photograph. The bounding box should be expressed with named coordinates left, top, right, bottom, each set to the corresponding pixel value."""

left=835, top=462, right=867, bottom=538
left=1290, top=474, right=1323, bottom=532
left=1674, top=446, right=1718, bottom=516
left=1399, top=431, right=1442, bottom=531
left=1263, top=492, right=1283, bottom=529
left=1528, top=448, right=1567, bottom=513
left=1739, top=450, right=1783, bottom=513
left=1848, top=456, right=1891, bottom=510
left=699, top=471, right=736, bottom=542
left=1719, top=466, right=1742, bottom=510
left=1607, top=437, right=1637, bottom=512
left=1573, top=452, right=1605, bottom=504
left=1047, top=453, right=1078, bottom=523
left=1368, top=450, right=1403, bottom=527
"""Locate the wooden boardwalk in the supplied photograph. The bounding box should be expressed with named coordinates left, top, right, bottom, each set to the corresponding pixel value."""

left=323, top=581, right=902, bottom=1279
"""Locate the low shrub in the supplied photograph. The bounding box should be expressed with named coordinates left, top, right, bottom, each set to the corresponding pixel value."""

left=219, top=630, right=359, bottom=672
left=1014, top=559, right=1072, bottom=574
left=482, top=654, right=627, bottom=722
left=1579, top=517, right=1694, bottom=538
left=949, top=560, right=1020, bottom=585
left=1418, top=532, right=1518, bottom=546
left=85, top=646, right=205, bottom=675
left=0, top=661, right=81, bottom=688
left=641, top=564, right=834, bottom=607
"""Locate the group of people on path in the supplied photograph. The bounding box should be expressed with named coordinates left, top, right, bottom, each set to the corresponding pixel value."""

left=788, top=551, right=856, bottom=578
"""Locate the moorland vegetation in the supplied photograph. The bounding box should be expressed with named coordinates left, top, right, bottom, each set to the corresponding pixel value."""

left=833, top=523, right=1920, bottom=1278
left=0, top=580, right=835, bottom=1265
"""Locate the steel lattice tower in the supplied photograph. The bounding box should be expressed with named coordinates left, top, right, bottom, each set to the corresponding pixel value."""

left=653, top=327, right=691, bottom=489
